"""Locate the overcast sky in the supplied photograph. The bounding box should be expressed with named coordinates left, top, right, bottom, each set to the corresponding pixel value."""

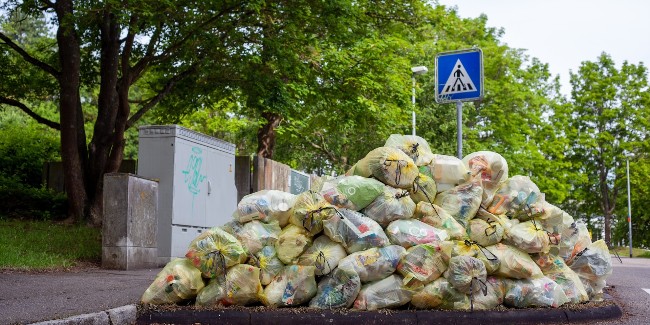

left=437, top=0, right=650, bottom=95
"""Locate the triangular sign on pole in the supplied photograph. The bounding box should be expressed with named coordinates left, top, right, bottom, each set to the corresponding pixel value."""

left=440, top=59, right=477, bottom=95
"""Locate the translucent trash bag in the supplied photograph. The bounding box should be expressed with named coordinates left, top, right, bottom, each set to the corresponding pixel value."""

left=297, top=235, right=348, bottom=276
left=185, top=226, right=247, bottom=279
left=462, top=151, right=509, bottom=206
left=384, top=134, right=435, bottom=166
left=141, top=258, right=205, bottom=305
left=486, top=243, right=543, bottom=279
left=353, top=274, right=413, bottom=310
left=195, top=264, right=263, bottom=306
left=434, top=175, right=483, bottom=228
left=362, top=185, right=416, bottom=227
left=222, top=220, right=281, bottom=255
left=337, top=245, right=406, bottom=283
left=235, top=190, right=297, bottom=227
left=413, top=202, right=466, bottom=240
left=320, top=175, right=385, bottom=211
left=323, top=208, right=390, bottom=254
left=385, top=219, right=449, bottom=248
left=275, top=224, right=313, bottom=265
left=262, top=265, right=318, bottom=307
left=309, top=266, right=362, bottom=309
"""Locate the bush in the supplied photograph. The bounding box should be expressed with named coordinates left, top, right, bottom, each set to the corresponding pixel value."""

left=0, top=121, right=64, bottom=220
left=0, top=174, right=67, bottom=220
left=0, top=122, right=60, bottom=187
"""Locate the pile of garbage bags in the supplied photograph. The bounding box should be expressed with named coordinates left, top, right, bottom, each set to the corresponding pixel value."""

left=142, top=134, right=613, bottom=311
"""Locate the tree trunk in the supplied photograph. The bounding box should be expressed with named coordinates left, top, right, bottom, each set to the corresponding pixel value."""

left=604, top=211, right=612, bottom=244
left=86, top=10, right=122, bottom=227
left=55, top=0, right=86, bottom=223
left=256, top=111, right=282, bottom=158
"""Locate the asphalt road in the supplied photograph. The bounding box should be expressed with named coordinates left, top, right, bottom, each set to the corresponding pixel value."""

left=0, top=267, right=160, bottom=325
left=575, top=257, right=650, bottom=325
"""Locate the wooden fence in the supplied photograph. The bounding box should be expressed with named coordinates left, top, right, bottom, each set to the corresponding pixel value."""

left=235, top=155, right=316, bottom=201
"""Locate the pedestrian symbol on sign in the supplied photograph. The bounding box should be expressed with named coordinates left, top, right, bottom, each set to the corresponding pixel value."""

left=440, top=59, right=477, bottom=95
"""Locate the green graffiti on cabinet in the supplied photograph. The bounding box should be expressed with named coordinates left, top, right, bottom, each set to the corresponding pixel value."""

left=182, top=147, right=207, bottom=195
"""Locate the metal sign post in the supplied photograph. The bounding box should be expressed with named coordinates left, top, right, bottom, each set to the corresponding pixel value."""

left=456, top=101, right=462, bottom=159
left=435, top=49, right=484, bottom=159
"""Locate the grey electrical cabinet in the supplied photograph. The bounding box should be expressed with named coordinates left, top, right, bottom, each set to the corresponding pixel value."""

left=137, top=125, right=237, bottom=265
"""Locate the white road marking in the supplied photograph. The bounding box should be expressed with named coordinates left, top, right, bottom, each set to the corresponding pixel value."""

left=643, top=288, right=650, bottom=296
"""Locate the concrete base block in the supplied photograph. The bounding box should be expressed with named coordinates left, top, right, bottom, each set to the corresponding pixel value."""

left=102, top=173, right=158, bottom=270
left=102, top=246, right=158, bottom=270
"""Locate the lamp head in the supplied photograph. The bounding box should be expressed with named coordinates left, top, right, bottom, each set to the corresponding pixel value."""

left=411, top=66, right=428, bottom=75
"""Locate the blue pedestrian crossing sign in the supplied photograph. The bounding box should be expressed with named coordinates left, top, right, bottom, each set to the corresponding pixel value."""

left=435, top=48, right=484, bottom=103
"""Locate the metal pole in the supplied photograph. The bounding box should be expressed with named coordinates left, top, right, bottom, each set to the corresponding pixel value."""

left=627, top=159, right=633, bottom=258
left=456, top=100, right=462, bottom=159
left=412, top=76, right=416, bottom=136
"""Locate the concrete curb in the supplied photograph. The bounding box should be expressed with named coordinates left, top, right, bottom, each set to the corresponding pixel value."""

left=30, top=305, right=137, bottom=325
left=136, top=303, right=623, bottom=325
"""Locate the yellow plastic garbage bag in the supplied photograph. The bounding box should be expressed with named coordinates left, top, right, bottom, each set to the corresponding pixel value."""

left=362, top=185, right=416, bottom=227
left=235, top=190, right=297, bottom=227
left=195, top=264, right=263, bottom=306
left=141, top=258, right=205, bottom=305
left=462, top=151, right=509, bottom=206
left=185, top=227, right=247, bottom=278
left=486, top=175, right=544, bottom=220
left=289, top=191, right=337, bottom=236
left=309, top=266, right=362, bottom=309
left=413, top=202, right=466, bottom=240
left=262, top=265, right=318, bottom=307
left=249, top=245, right=284, bottom=286
left=476, top=208, right=515, bottom=230
left=385, top=219, right=449, bottom=248
left=537, top=202, right=566, bottom=232
left=384, top=134, right=435, bottom=166
left=223, top=220, right=281, bottom=255
left=322, top=208, right=390, bottom=253
left=397, top=243, right=449, bottom=288
left=310, top=175, right=335, bottom=192
left=553, top=214, right=580, bottom=262
left=424, top=154, right=471, bottom=193
left=434, top=175, right=483, bottom=228
left=468, top=218, right=504, bottom=247
left=297, top=235, right=348, bottom=276
left=486, top=243, right=543, bottom=279
left=471, top=276, right=506, bottom=310
left=275, top=224, right=313, bottom=265
left=410, top=174, right=438, bottom=205
left=533, top=253, right=589, bottom=303
left=353, top=274, right=413, bottom=310
left=354, top=147, right=420, bottom=189
left=411, top=277, right=469, bottom=310
left=568, top=240, right=612, bottom=300
left=338, top=245, right=406, bottom=283
left=320, top=175, right=385, bottom=211
left=504, top=220, right=551, bottom=254
left=503, top=276, right=569, bottom=308
left=566, top=221, right=592, bottom=265
left=445, top=255, right=487, bottom=294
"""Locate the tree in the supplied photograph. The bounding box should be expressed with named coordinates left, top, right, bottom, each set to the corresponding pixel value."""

left=0, top=0, right=254, bottom=225
left=561, top=53, right=650, bottom=244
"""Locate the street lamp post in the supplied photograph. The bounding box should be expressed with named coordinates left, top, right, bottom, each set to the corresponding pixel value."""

left=627, top=158, right=633, bottom=258
left=411, top=66, right=428, bottom=136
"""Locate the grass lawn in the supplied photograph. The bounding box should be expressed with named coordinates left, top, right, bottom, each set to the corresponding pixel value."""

left=609, top=246, right=650, bottom=258
left=0, top=219, right=101, bottom=270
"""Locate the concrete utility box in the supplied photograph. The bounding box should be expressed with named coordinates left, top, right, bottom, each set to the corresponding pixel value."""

left=137, top=125, right=237, bottom=265
left=102, top=173, right=158, bottom=270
